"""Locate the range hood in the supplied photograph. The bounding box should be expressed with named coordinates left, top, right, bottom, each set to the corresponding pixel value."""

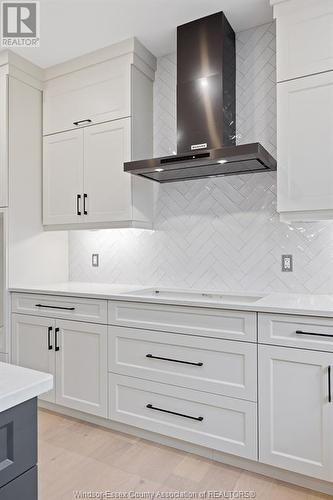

left=124, top=11, right=277, bottom=183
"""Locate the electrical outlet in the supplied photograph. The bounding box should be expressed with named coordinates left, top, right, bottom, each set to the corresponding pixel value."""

left=282, top=254, right=293, bottom=272
left=92, top=254, right=99, bottom=267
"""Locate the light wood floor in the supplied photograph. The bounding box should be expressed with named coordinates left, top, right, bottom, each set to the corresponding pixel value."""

left=38, top=409, right=332, bottom=500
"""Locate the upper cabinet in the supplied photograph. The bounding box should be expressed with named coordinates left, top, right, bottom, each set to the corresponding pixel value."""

left=43, top=58, right=131, bottom=135
left=42, top=39, right=156, bottom=230
left=277, top=71, right=333, bottom=219
left=43, top=129, right=84, bottom=226
left=43, top=118, right=152, bottom=228
left=273, top=0, right=333, bottom=82
left=272, top=0, right=333, bottom=221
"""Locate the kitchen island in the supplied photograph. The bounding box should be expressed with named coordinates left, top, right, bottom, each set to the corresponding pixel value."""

left=0, top=362, right=53, bottom=499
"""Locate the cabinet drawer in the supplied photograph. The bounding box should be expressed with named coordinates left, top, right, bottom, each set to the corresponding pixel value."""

left=109, top=374, right=257, bottom=460
left=108, top=326, right=257, bottom=401
left=0, top=466, right=37, bottom=500
left=12, top=293, right=107, bottom=324
left=108, top=301, right=256, bottom=342
left=0, top=398, right=37, bottom=489
left=259, top=313, right=333, bottom=351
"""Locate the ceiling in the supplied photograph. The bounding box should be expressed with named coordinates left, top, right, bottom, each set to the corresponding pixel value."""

left=11, top=0, right=273, bottom=68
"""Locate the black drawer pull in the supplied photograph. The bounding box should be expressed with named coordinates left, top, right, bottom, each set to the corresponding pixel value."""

left=146, top=404, right=203, bottom=422
left=47, top=326, right=53, bottom=350
left=329, top=366, right=332, bottom=403
left=296, top=330, right=333, bottom=338
left=146, top=354, right=203, bottom=367
left=35, top=304, right=75, bottom=311
left=83, top=193, right=88, bottom=215
left=55, top=327, right=60, bottom=352
left=73, top=119, right=92, bottom=126
left=76, top=194, right=81, bottom=216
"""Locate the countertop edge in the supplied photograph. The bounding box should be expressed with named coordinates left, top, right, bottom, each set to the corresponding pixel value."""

left=0, top=363, right=53, bottom=413
left=8, top=286, right=333, bottom=318
left=0, top=377, right=53, bottom=413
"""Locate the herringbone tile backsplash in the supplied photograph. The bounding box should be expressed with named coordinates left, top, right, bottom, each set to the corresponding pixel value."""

left=69, top=22, right=333, bottom=293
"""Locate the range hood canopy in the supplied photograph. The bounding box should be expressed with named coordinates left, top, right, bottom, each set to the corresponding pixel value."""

left=125, top=11, right=276, bottom=183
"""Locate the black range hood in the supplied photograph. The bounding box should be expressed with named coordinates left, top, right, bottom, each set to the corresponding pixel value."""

left=124, top=11, right=276, bottom=183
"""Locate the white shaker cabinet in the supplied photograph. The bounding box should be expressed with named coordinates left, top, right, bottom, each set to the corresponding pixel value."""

left=55, top=320, right=107, bottom=417
left=43, top=57, right=131, bottom=136
left=43, top=118, right=151, bottom=228
left=12, top=313, right=108, bottom=417
left=273, top=0, right=333, bottom=221
left=0, top=69, right=8, bottom=208
left=272, top=0, right=333, bottom=82
left=277, top=71, right=333, bottom=221
left=259, top=345, right=333, bottom=481
left=11, top=314, right=56, bottom=403
left=42, top=41, right=155, bottom=230
left=83, top=119, right=132, bottom=223
left=43, top=130, right=84, bottom=226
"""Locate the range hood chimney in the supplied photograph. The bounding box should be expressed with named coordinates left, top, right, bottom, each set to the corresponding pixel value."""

left=124, top=11, right=276, bottom=183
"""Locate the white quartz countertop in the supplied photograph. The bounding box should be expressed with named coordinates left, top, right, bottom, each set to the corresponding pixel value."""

left=0, top=362, right=53, bottom=413
left=8, top=282, right=333, bottom=317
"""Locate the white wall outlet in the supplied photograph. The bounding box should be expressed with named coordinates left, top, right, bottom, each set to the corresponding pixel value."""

left=282, top=254, right=293, bottom=272
left=92, top=254, right=99, bottom=267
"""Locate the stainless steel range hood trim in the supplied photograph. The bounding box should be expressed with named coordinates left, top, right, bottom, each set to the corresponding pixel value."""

left=124, top=143, right=277, bottom=181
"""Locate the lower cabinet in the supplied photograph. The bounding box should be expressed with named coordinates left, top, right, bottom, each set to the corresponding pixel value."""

left=109, top=373, right=258, bottom=460
left=11, top=294, right=333, bottom=484
left=0, top=466, right=37, bottom=500
left=12, top=314, right=107, bottom=417
left=259, top=345, right=333, bottom=481
left=12, top=315, right=56, bottom=403
left=55, top=319, right=107, bottom=416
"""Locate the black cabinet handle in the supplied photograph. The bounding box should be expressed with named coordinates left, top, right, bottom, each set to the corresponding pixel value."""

left=296, top=330, right=333, bottom=338
left=73, top=119, right=92, bottom=126
left=83, top=193, right=88, bottom=215
left=329, top=366, right=332, bottom=403
left=55, top=328, right=60, bottom=352
left=146, top=404, right=203, bottom=422
left=76, top=194, right=81, bottom=216
left=146, top=354, right=203, bottom=367
left=47, top=326, right=53, bottom=350
left=35, top=304, right=75, bottom=311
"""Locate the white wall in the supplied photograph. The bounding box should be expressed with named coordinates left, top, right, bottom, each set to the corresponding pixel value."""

left=69, top=23, right=333, bottom=294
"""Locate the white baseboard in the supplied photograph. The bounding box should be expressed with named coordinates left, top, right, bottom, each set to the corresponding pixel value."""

left=39, top=401, right=333, bottom=496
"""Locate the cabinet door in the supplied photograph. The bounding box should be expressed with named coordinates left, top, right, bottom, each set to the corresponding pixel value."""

left=0, top=71, right=8, bottom=208
left=259, top=345, right=333, bottom=480
left=55, top=320, right=107, bottom=417
left=277, top=72, right=333, bottom=218
left=275, top=0, right=333, bottom=82
left=83, top=119, right=132, bottom=223
left=12, top=314, right=55, bottom=403
left=43, top=58, right=131, bottom=135
left=43, top=129, right=83, bottom=226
